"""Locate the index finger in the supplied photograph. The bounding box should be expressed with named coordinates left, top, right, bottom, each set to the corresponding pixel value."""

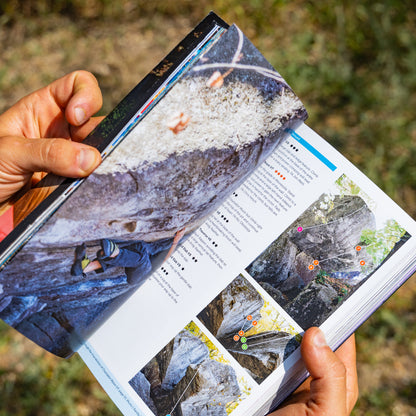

left=49, top=70, right=103, bottom=126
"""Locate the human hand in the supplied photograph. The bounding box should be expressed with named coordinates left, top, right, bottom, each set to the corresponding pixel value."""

left=269, top=327, right=358, bottom=416
left=0, top=70, right=103, bottom=203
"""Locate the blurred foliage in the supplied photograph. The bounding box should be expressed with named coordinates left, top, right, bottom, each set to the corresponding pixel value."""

left=361, top=220, right=405, bottom=264
left=0, top=321, right=120, bottom=415
left=0, top=0, right=415, bottom=414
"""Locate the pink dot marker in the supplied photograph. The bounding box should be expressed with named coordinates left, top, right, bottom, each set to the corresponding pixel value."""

left=297, top=226, right=303, bottom=232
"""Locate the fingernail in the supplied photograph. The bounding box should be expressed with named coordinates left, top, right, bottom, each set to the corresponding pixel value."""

left=74, top=106, right=87, bottom=125
left=78, top=148, right=98, bottom=172
left=313, top=328, right=327, bottom=348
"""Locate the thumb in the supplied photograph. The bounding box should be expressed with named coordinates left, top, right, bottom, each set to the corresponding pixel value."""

left=0, top=136, right=101, bottom=179
left=301, top=327, right=347, bottom=415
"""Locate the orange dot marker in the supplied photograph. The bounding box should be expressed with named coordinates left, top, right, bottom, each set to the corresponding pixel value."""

left=252, top=321, right=258, bottom=326
left=238, top=330, right=244, bottom=336
left=360, top=260, right=366, bottom=266
left=308, top=264, right=314, bottom=270
left=313, top=260, right=319, bottom=266
left=233, top=335, right=240, bottom=341
left=246, top=315, right=252, bottom=321
left=356, top=246, right=362, bottom=251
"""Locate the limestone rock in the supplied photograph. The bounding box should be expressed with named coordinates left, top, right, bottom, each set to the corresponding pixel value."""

left=226, top=331, right=298, bottom=383
left=198, top=276, right=299, bottom=383
left=161, top=329, right=209, bottom=389
left=128, top=371, right=158, bottom=414
left=0, top=24, right=307, bottom=357
left=197, top=275, right=263, bottom=340
left=247, top=193, right=378, bottom=328
left=130, top=327, right=241, bottom=416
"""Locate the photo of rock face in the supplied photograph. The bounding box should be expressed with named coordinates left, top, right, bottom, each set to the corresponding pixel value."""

left=197, top=275, right=300, bottom=383
left=246, top=175, right=410, bottom=329
left=129, top=321, right=252, bottom=416
left=0, top=24, right=307, bottom=357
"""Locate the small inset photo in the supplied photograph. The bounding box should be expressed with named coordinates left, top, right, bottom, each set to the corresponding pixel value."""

left=129, top=321, right=253, bottom=416
left=246, top=174, right=410, bottom=328
left=197, top=274, right=300, bottom=383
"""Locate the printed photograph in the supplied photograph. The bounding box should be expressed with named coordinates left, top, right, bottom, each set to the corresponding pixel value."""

left=129, top=321, right=253, bottom=416
left=246, top=174, right=411, bottom=329
left=197, top=274, right=300, bottom=383
left=0, top=24, right=307, bottom=357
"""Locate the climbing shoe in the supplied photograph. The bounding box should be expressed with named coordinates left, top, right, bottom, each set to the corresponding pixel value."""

left=71, top=243, right=90, bottom=276
left=100, top=239, right=119, bottom=258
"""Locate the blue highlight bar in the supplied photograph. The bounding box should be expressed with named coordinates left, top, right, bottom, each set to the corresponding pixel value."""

left=289, top=129, right=337, bottom=171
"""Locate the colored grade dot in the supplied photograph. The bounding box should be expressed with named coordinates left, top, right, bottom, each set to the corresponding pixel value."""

left=297, top=226, right=303, bottom=232
left=308, top=264, right=314, bottom=270
left=313, top=260, right=319, bottom=266
left=238, top=330, right=244, bottom=336
left=355, top=246, right=362, bottom=251
left=233, top=335, right=240, bottom=341
left=246, top=315, right=253, bottom=321
left=241, top=337, right=247, bottom=343
left=242, top=344, right=248, bottom=350
left=252, top=320, right=258, bottom=326
left=360, top=260, right=366, bottom=266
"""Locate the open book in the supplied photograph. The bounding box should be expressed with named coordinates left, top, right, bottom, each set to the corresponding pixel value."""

left=0, top=12, right=415, bottom=416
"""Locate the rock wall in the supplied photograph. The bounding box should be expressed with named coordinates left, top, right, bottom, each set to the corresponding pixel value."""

left=197, top=275, right=263, bottom=340
left=226, top=331, right=298, bottom=383
left=0, top=24, right=307, bottom=357
left=198, top=275, right=299, bottom=383
left=247, top=193, right=378, bottom=328
left=130, top=328, right=241, bottom=416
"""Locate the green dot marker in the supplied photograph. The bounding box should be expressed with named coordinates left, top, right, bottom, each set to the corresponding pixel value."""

left=241, top=337, right=247, bottom=343
left=242, top=343, right=248, bottom=350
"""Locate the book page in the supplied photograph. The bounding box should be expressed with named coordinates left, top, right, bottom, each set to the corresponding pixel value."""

left=80, top=123, right=416, bottom=416
left=0, top=22, right=306, bottom=358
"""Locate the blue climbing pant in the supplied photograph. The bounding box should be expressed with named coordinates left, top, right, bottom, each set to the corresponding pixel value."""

left=97, top=238, right=174, bottom=285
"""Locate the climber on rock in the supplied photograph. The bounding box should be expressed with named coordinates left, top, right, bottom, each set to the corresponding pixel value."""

left=70, top=227, right=186, bottom=286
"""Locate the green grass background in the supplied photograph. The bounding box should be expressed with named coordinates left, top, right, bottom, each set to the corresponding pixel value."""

left=0, top=1, right=415, bottom=414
